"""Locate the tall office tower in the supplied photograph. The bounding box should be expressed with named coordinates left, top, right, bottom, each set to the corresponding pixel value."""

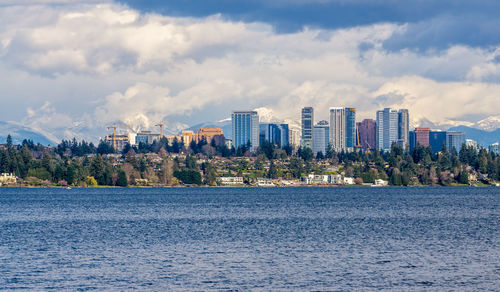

left=232, top=111, right=259, bottom=151
left=345, top=108, right=356, bottom=150
left=376, top=108, right=398, bottom=151
left=313, top=121, right=329, bottom=155
left=398, top=109, right=410, bottom=149
left=429, top=131, right=447, bottom=153
left=259, top=123, right=289, bottom=148
left=356, top=119, right=376, bottom=150
left=329, top=107, right=346, bottom=152
left=301, top=107, right=314, bottom=149
left=415, top=128, right=430, bottom=147
left=289, top=127, right=301, bottom=150
left=446, top=131, right=465, bottom=152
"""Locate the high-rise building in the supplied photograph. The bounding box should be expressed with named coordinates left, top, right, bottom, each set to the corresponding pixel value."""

left=313, top=121, right=329, bottom=155
left=376, top=108, right=398, bottom=151
left=446, top=131, right=465, bottom=152
left=415, top=128, right=430, bottom=147
left=398, top=109, right=410, bottom=149
left=345, top=108, right=356, bottom=150
left=409, top=131, right=416, bottom=151
left=429, top=131, right=447, bottom=153
left=232, top=111, right=259, bottom=150
left=356, top=119, right=376, bottom=150
left=289, top=127, right=301, bottom=150
left=259, top=123, right=289, bottom=148
left=301, top=107, right=314, bottom=149
left=329, top=107, right=346, bottom=152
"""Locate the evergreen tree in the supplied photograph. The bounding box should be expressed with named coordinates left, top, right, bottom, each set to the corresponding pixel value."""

left=268, top=160, right=278, bottom=179
left=97, top=140, right=115, bottom=155
left=458, top=170, right=469, bottom=185
left=116, top=170, right=128, bottom=187
left=6, top=134, right=13, bottom=147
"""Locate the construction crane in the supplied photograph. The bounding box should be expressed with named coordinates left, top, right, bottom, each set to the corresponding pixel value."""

left=107, top=124, right=119, bottom=150
left=355, top=124, right=363, bottom=150
left=155, top=121, right=175, bottom=138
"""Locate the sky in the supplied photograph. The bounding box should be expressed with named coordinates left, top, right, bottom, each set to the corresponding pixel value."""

left=1, top=0, right=500, bottom=141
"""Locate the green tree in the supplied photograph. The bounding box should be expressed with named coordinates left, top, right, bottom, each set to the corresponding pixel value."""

left=90, top=155, right=111, bottom=185
left=6, top=134, right=13, bottom=147
left=268, top=160, right=278, bottom=179
left=116, top=170, right=128, bottom=187
left=298, top=147, right=314, bottom=161
left=97, top=140, right=114, bottom=155
left=288, top=157, right=304, bottom=178
left=458, top=170, right=469, bottom=185
left=185, top=155, right=197, bottom=169
left=389, top=168, right=403, bottom=186
left=174, top=169, right=202, bottom=185
left=27, top=168, right=51, bottom=180
left=203, top=163, right=217, bottom=185
left=260, top=141, right=275, bottom=160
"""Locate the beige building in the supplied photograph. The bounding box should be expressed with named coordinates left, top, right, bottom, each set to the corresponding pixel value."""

left=196, top=128, right=224, bottom=144
left=181, top=131, right=195, bottom=145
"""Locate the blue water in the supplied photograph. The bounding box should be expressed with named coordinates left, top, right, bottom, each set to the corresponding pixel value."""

left=0, top=187, right=499, bottom=290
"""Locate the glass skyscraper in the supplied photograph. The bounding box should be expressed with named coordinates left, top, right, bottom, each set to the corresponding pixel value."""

left=232, top=111, right=259, bottom=150
left=376, top=108, right=398, bottom=151
left=329, top=107, right=345, bottom=152
left=446, top=131, right=465, bottom=152
left=429, top=131, right=447, bottom=153
left=313, top=121, right=329, bottom=155
left=345, top=107, right=356, bottom=149
left=259, top=123, right=289, bottom=148
left=398, top=109, right=409, bottom=150
left=301, top=107, right=314, bottom=149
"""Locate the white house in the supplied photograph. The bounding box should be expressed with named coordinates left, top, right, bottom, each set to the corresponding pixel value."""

left=373, top=179, right=388, bottom=186
left=218, top=176, right=244, bottom=185
left=256, top=178, right=275, bottom=187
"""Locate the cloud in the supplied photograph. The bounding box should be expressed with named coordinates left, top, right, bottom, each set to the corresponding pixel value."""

left=0, top=2, right=499, bottom=142
left=120, top=0, right=500, bottom=49
left=94, top=80, right=243, bottom=131
left=21, top=101, right=75, bottom=142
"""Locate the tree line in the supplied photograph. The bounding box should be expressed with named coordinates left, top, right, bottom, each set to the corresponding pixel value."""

left=1, top=134, right=499, bottom=186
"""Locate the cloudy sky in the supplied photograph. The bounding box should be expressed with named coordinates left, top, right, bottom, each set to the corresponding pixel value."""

left=1, top=0, right=500, bottom=141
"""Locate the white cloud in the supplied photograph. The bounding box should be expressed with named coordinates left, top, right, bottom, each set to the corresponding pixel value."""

left=0, top=2, right=499, bottom=141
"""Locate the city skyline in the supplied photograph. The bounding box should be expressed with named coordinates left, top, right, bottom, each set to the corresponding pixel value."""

left=0, top=1, right=500, bottom=145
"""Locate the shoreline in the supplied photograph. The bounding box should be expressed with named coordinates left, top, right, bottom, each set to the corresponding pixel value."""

left=1, top=184, right=497, bottom=189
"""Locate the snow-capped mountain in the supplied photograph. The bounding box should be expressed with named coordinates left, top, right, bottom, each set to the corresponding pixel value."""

left=447, top=126, right=500, bottom=147
left=474, top=116, right=500, bottom=131
left=0, top=121, right=58, bottom=145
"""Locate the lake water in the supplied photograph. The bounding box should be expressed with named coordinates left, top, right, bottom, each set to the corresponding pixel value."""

left=0, top=187, right=499, bottom=290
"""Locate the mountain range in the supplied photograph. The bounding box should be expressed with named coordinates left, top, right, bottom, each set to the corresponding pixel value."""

left=0, top=121, right=58, bottom=146
left=448, top=126, right=500, bottom=147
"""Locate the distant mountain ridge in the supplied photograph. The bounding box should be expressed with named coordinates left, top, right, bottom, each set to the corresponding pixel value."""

left=0, top=121, right=57, bottom=145
left=447, top=126, right=500, bottom=147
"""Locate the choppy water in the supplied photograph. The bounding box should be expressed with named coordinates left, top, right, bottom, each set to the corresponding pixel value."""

left=0, top=187, right=499, bottom=290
